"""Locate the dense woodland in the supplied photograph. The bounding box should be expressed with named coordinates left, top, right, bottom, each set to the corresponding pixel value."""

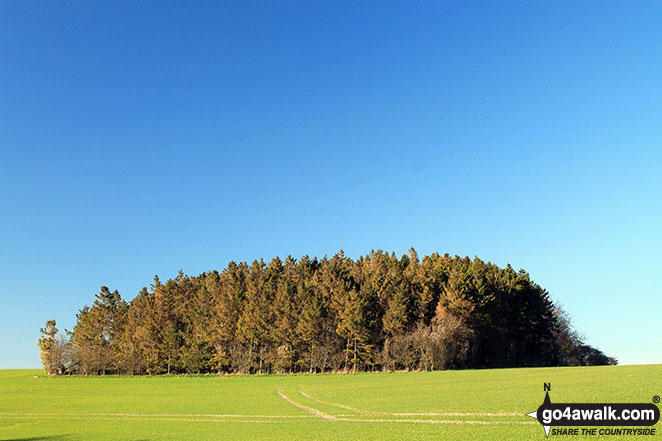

left=38, top=249, right=616, bottom=375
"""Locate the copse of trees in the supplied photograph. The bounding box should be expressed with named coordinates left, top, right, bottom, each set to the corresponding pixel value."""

left=39, top=249, right=616, bottom=375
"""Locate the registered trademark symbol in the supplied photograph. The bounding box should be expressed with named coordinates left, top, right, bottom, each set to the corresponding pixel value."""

left=653, top=395, right=660, bottom=404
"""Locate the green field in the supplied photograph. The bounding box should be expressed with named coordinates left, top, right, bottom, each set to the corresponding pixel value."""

left=1, top=365, right=660, bottom=440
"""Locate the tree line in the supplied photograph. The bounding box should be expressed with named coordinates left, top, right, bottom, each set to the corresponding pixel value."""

left=38, top=249, right=616, bottom=375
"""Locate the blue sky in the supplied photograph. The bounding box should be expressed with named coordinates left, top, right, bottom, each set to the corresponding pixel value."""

left=1, top=1, right=660, bottom=368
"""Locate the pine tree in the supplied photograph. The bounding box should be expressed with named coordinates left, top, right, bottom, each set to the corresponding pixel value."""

left=60, top=250, right=609, bottom=375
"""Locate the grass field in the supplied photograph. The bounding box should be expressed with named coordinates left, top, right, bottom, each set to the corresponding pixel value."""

left=0, top=365, right=660, bottom=440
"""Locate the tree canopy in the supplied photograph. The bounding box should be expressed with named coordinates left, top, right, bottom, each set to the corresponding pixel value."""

left=39, top=249, right=616, bottom=375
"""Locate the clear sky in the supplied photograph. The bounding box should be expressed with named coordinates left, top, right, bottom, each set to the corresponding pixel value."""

left=1, top=1, right=661, bottom=368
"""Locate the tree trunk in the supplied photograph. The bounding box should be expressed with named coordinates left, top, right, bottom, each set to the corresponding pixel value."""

left=310, top=344, right=314, bottom=373
left=353, top=339, right=357, bottom=372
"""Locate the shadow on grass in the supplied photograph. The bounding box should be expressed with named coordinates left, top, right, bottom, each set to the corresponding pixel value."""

left=1, top=436, right=78, bottom=441
left=0, top=435, right=72, bottom=441
left=1, top=437, right=151, bottom=441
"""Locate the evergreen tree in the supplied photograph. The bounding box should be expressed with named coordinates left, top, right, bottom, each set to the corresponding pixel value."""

left=53, top=250, right=613, bottom=375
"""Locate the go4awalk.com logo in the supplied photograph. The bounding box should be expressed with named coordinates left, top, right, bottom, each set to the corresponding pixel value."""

left=525, top=384, right=660, bottom=437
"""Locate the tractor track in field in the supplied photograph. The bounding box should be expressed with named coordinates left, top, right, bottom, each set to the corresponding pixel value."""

left=0, top=412, right=311, bottom=418
left=0, top=415, right=286, bottom=423
left=277, top=390, right=535, bottom=426
left=277, top=389, right=339, bottom=421
left=0, top=392, right=534, bottom=426
left=298, top=390, right=521, bottom=417
left=0, top=411, right=312, bottom=424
